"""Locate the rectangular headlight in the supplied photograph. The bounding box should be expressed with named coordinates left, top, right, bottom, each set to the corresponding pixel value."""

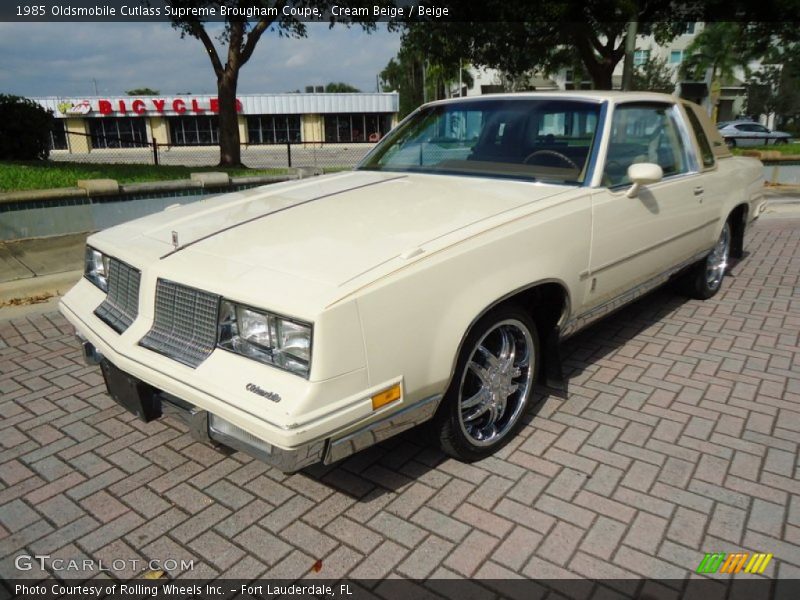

left=217, top=300, right=312, bottom=378
left=84, top=246, right=110, bottom=292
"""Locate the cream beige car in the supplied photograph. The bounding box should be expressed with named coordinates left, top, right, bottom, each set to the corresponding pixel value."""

left=60, top=92, right=765, bottom=471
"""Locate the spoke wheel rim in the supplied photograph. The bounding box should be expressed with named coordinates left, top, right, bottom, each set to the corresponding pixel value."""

left=457, top=319, right=535, bottom=446
left=706, top=223, right=730, bottom=290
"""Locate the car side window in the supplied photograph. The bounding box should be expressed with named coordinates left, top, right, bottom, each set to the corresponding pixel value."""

left=684, top=105, right=715, bottom=168
left=603, top=103, right=689, bottom=187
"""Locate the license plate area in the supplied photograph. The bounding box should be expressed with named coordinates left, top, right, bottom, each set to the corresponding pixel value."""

left=100, top=359, right=161, bottom=422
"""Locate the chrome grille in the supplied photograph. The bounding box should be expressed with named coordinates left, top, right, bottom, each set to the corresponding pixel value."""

left=94, top=258, right=141, bottom=333
left=139, top=279, right=220, bottom=367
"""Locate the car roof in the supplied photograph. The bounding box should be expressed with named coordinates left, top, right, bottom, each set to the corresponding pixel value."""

left=424, top=90, right=680, bottom=107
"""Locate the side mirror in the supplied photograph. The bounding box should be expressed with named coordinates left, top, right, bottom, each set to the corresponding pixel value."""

left=626, top=163, right=663, bottom=198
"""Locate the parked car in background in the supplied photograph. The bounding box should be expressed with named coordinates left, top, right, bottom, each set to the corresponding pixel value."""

left=61, top=92, right=766, bottom=472
left=717, top=120, right=792, bottom=147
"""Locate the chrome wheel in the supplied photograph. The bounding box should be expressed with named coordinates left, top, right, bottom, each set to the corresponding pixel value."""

left=457, top=319, right=535, bottom=446
left=705, top=223, right=730, bottom=291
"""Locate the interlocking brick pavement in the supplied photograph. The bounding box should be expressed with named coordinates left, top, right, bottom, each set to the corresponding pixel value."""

left=0, top=217, right=798, bottom=585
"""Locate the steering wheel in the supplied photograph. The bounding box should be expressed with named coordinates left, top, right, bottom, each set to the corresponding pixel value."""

left=523, top=149, right=579, bottom=170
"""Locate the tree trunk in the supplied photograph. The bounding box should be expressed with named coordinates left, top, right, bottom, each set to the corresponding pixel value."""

left=586, top=62, right=615, bottom=90
left=217, top=70, right=241, bottom=167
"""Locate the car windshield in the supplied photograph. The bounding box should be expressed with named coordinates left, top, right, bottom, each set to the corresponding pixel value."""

left=359, top=98, right=602, bottom=185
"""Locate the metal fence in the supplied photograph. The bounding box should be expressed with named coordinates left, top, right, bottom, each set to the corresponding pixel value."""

left=50, top=131, right=376, bottom=171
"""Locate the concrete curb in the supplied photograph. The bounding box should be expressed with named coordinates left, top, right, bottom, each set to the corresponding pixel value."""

left=0, top=269, right=83, bottom=304
left=0, top=173, right=296, bottom=206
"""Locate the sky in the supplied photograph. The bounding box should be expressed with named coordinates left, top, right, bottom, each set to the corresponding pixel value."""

left=0, top=22, right=401, bottom=98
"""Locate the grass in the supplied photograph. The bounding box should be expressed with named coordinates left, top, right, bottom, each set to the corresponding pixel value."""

left=0, top=161, right=290, bottom=193
left=731, top=142, right=800, bottom=156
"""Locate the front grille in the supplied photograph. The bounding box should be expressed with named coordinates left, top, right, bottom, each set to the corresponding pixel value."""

left=94, top=258, right=141, bottom=333
left=139, top=279, right=220, bottom=368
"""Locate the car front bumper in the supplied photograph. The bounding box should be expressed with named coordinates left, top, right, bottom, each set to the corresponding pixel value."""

left=77, top=335, right=440, bottom=472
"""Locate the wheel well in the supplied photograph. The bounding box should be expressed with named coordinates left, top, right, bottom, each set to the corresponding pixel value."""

left=728, top=204, right=748, bottom=259
left=490, top=282, right=569, bottom=388
left=497, top=282, right=569, bottom=335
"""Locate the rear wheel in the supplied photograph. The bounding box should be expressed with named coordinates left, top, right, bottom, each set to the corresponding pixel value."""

left=683, top=221, right=731, bottom=299
left=725, top=138, right=737, bottom=148
left=435, top=306, right=539, bottom=462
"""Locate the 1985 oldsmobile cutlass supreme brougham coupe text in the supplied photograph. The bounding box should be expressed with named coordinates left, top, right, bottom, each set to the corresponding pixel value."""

left=61, top=92, right=765, bottom=472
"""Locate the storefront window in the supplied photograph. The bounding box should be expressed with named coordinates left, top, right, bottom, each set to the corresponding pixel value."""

left=168, top=116, right=220, bottom=145
left=324, top=113, right=393, bottom=143
left=49, top=120, right=68, bottom=150
left=246, top=115, right=301, bottom=144
left=89, top=118, right=148, bottom=148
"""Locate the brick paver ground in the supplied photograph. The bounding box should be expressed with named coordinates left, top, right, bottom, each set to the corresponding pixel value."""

left=1, top=217, right=798, bottom=585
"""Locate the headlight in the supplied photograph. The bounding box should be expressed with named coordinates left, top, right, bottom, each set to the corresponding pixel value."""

left=217, top=300, right=312, bottom=378
left=84, top=246, right=110, bottom=292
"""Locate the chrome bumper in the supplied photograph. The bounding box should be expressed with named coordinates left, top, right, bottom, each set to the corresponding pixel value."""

left=80, top=337, right=442, bottom=473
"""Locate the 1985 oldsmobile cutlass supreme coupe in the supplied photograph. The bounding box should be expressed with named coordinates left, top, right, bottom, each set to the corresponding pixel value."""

left=60, top=92, right=765, bottom=472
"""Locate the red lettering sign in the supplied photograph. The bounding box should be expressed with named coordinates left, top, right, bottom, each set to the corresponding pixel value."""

left=91, top=97, right=241, bottom=115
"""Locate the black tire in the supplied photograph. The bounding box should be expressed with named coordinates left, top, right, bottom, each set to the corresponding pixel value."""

left=725, top=138, right=736, bottom=148
left=435, top=305, right=540, bottom=462
left=683, top=221, right=731, bottom=300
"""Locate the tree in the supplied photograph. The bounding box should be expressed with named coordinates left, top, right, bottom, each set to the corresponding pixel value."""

left=632, top=55, right=675, bottom=93
left=746, top=46, right=800, bottom=129
left=679, top=23, right=754, bottom=85
left=324, top=82, right=361, bottom=93
left=125, top=87, right=161, bottom=95
left=0, top=95, right=55, bottom=161
left=164, top=1, right=381, bottom=166
left=399, top=1, right=693, bottom=90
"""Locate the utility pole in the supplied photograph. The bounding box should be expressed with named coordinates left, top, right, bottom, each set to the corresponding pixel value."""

left=621, top=21, right=638, bottom=90
left=92, top=78, right=98, bottom=95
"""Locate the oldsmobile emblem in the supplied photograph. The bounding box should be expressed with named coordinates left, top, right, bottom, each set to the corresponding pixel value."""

left=246, top=383, right=281, bottom=403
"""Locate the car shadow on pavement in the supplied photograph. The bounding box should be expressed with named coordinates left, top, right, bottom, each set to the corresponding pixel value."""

left=296, top=284, right=695, bottom=499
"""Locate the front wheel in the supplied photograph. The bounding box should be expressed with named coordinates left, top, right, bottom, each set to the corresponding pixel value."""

left=683, top=221, right=731, bottom=299
left=435, top=306, right=539, bottom=462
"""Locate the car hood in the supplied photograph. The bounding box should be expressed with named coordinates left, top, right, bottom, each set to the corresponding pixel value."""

left=94, top=170, right=574, bottom=308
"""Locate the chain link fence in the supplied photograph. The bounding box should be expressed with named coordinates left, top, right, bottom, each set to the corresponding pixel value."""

left=49, top=131, right=376, bottom=171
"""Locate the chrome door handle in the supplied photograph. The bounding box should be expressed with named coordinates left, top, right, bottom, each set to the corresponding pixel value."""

left=693, top=186, right=704, bottom=196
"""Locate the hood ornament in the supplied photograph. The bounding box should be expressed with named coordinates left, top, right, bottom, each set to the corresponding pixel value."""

left=171, top=231, right=179, bottom=249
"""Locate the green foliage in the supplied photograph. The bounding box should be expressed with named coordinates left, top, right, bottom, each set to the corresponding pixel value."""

left=397, top=1, right=693, bottom=90
left=679, top=23, right=754, bottom=84
left=632, top=55, right=675, bottom=93
left=0, top=161, right=287, bottom=192
left=324, top=82, right=361, bottom=93
left=730, top=142, right=800, bottom=156
left=746, top=44, right=800, bottom=128
left=125, top=88, right=161, bottom=95
left=0, top=95, right=55, bottom=161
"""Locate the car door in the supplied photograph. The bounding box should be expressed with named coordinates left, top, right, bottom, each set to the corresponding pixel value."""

left=585, top=101, right=711, bottom=311
left=750, top=124, right=774, bottom=145
left=736, top=124, right=765, bottom=147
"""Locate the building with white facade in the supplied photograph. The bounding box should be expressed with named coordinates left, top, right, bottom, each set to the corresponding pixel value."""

left=30, top=92, right=399, bottom=153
